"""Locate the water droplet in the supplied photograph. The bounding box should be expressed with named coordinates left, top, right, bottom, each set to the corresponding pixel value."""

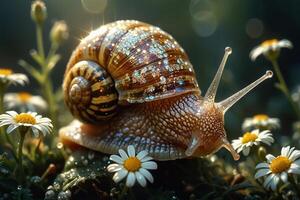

left=65, top=190, right=71, bottom=197
left=45, top=190, right=56, bottom=199
left=30, top=176, right=41, bottom=183
left=83, top=160, right=88, bottom=166
left=53, top=182, right=61, bottom=190
left=17, top=185, right=22, bottom=190
left=58, top=191, right=70, bottom=200
left=90, top=172, right=96, bottom=178
left=88, top=152, right=95, bottom=160
left=102, top=156, right=108, bottom=162
left=160, top=76, right=166, bottom=84
left=57, top=142, right=63, bottom=149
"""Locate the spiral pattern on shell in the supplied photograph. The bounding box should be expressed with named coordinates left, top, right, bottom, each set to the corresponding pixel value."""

left=63, top=20, right=200, bottom=123
left=64, top=60, right=118, bottom=122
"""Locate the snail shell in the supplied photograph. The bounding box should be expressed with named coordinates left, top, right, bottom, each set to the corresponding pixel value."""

left=63, top=20, right=199, bottom=123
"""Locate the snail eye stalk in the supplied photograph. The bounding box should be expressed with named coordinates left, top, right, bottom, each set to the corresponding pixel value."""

left=204, top=47, right=232, bottom=104
left=217, top=70, right=273, bottom=113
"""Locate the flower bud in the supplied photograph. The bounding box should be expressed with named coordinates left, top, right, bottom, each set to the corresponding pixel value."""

left=31, top=1, right=47, bottom=25
left=50, top=21, right=69, bottom=45
left=258, top=146, right=267, bottom=161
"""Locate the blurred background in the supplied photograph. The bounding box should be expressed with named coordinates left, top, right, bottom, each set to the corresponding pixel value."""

left=0, top=0, right=299, bottom=140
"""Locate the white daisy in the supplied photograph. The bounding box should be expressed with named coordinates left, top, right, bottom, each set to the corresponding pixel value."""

left=0, top=68, right=28, bottom=86
left=107, top=145, right=157, bottom=187
left=255, top=146, right=300, bottom=191
left=250, top=39, right=292, bottom=61
left=232, top=129, right=274, bottom=156
left=0, top=111, right=53, bottom=137
left=4, top=92, right=47, bottom=112
left=242, top=114, right=280, bottom=131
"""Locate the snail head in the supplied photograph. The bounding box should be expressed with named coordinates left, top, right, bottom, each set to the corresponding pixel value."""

left=185, top=47, right=273, bottom=161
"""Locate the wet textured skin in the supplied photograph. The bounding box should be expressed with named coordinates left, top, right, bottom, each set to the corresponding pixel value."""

left=60, top=92, right=227, bottom=160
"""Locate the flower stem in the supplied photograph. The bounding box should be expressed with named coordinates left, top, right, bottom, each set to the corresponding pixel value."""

left=17, top=130, right=26, bottom=182
left=36, top=24, right=45, bottom=60
left=118, top=186, right=129, bottom=200
left=35, top=23, right=58, bottom=134
left=271, top=59, right=300, bottom=119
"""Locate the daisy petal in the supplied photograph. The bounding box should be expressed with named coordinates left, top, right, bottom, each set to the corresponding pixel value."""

left=141, top=156, right=154, bottom=162
left=137, top=150, right=148, bottom=160
left=119, top=149, right=128, bottom=160
left=266, top=154, right=275, bottom=162
left=288, top=167, right=300, bottom=175
left=281, top=146, right=290, bottom=157
left=270, top=175, right=280, bottom=191
left=127, top=145, right=135, bottom=157
left=6, top=124, right=18, bottom=134
left=289, top=150, right=300, bottom=161
left=107, top=164, right=123, bottom=172
left=113, top=169, right=128, bottom=183
left=280, top=172, right=288, bottom=183
left=139, top=168, right=154, bottom=183
left=256, top=162, right=269, bottom=169
left=135, top=171, right=147, bottom=187
left=263, top=174, right=274, bottom=188
left=126, top=172, right=136, bottom=187
left=110, top=155, right=124, bottom=164
left=141, top=161, right=157, bottom=170
left=255, top=168, right=271, bottom=179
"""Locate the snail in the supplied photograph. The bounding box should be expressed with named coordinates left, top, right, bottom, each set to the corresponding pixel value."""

left=59, top=20, right=273, bottom=161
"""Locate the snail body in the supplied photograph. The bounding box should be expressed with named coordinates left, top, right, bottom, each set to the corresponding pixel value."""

left=60, top=20, right=273, bottom=160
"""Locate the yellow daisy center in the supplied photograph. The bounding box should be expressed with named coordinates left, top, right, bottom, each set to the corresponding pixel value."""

left=18, top=92, right=32, bottom=102
left=242, top=132, right=258, bottom=144
left=261, top=39, right=278, bottom=47
left=14, top=113, right=36, bottom=124
left=0, top=68, right=13, bottom=76
left=124, top=157, right=141, bottom=172
left=269, top=156, right=291, bottom=174
left=253, top=114, right=269, bottom=121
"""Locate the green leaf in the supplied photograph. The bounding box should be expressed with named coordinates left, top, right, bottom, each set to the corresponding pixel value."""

left=47, top=54, right=61, bottom=71
left=30, top=49, right=44, bottom=66
left=18, top=59, right=43, bottom=83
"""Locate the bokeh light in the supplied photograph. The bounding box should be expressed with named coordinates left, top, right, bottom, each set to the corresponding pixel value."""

left=189, top=0, right=218, bottom=37
left=245, top=18, right=264, bottom=38
left=81, top=0, right=108, bottom=14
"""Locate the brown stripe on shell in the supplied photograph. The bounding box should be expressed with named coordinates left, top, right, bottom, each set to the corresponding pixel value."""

left=100, top=21, right=149, bottom=68
left=64, top=60, right=118, bottom=123
left=107, top=27, right=186, bottom=77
